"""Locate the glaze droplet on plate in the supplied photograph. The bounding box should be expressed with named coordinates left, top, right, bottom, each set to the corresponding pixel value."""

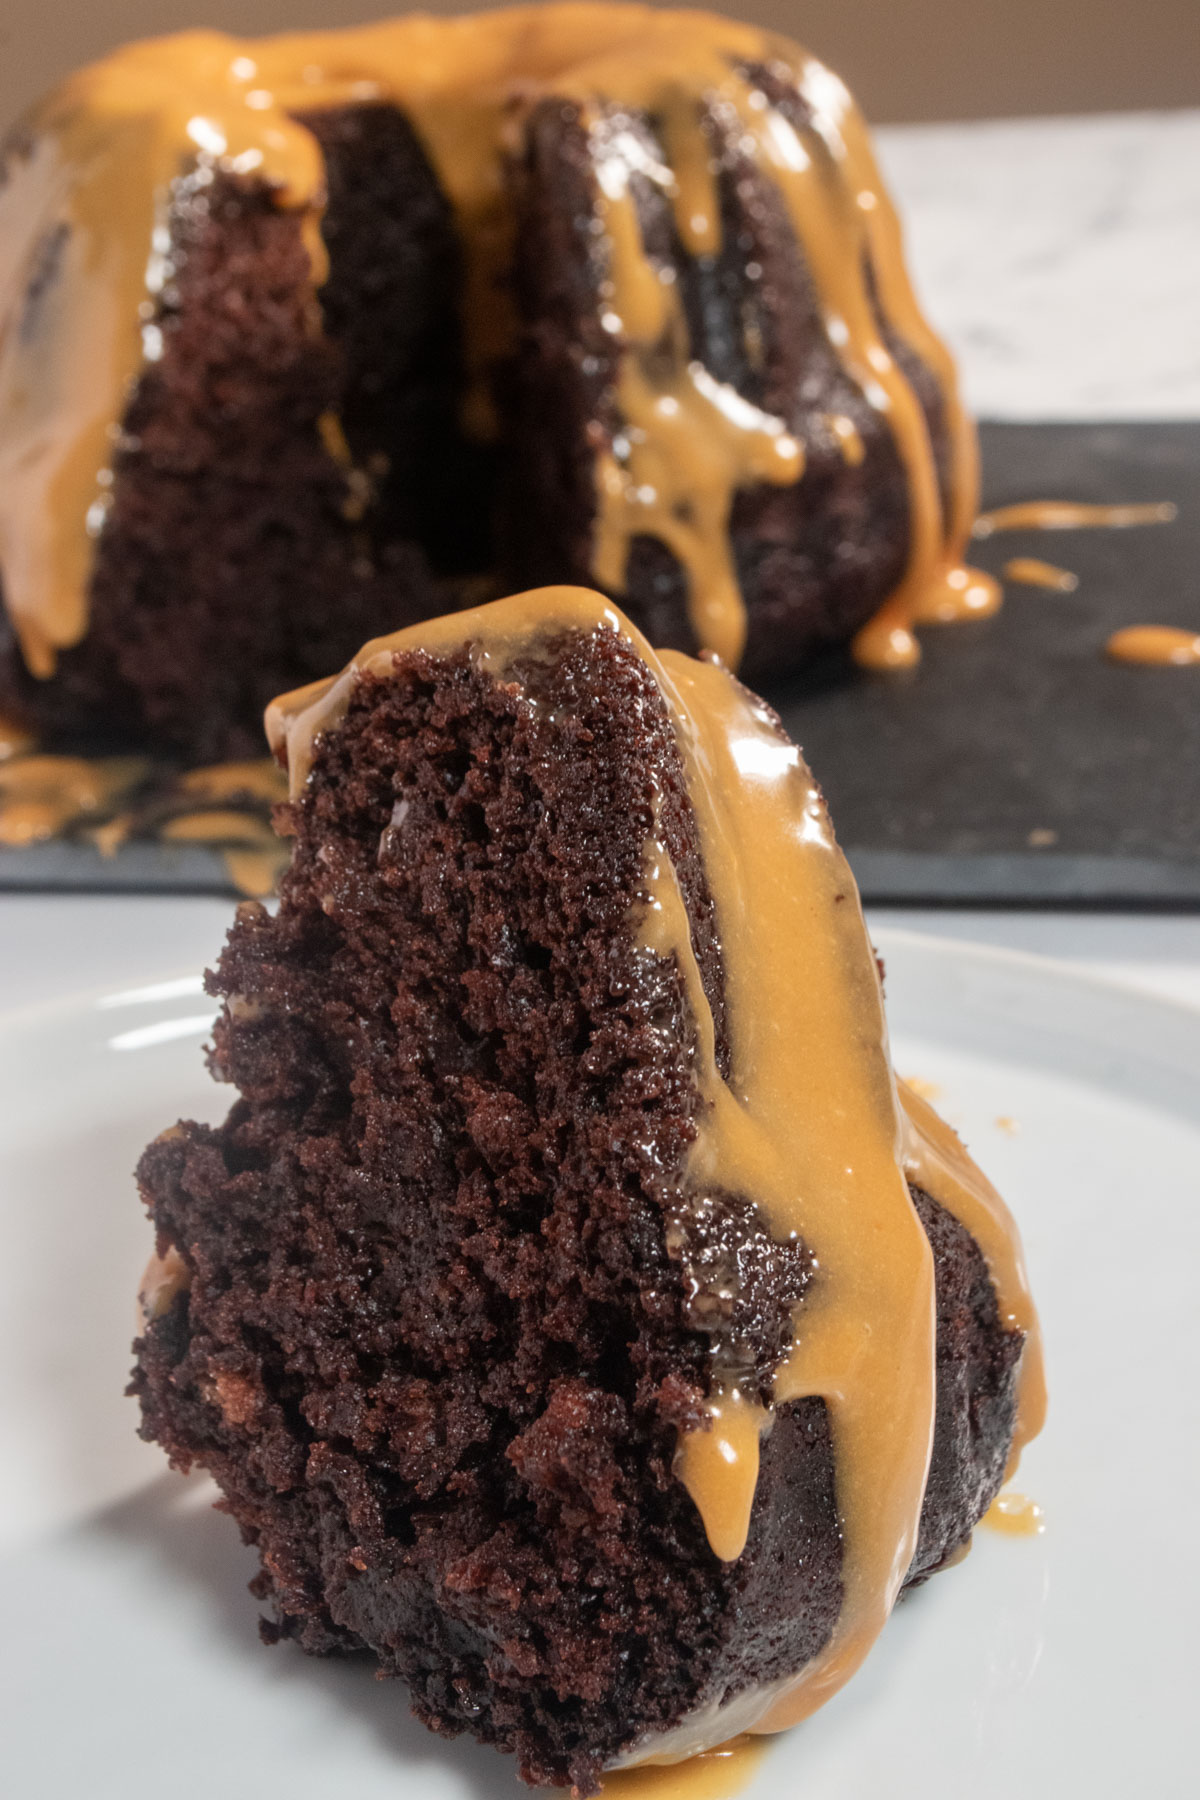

left=1106, top=626, right=1200, bottom=667
left=982, top=1490, right=1045, bottom=1536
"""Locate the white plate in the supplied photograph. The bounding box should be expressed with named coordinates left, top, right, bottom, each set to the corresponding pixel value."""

left=1, top=930, right=1197, bottom=1798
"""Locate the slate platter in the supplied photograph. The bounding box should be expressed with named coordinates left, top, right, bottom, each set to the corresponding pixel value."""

left=1, top=421, right=1196, bottom=903
left=771, top=420, right=1200, bottom=905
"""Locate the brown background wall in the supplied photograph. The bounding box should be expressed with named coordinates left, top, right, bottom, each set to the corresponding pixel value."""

left=2, top=0, right=1198, bottom=135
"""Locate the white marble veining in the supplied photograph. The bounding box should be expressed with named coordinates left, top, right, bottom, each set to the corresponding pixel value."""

left=877, top=109, right=1200, bottom=420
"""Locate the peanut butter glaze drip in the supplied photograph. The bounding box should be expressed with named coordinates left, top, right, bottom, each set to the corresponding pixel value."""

left=1002, top=557, right=1079, bottom=592
left=0, top=4, right=979, bottom=680
left=0, top=713, right=35, bottom=760
left=0, top=747, right=286, bottom=889
left=974, top=500, right=1177, bottom=537
left=0, top=753, right=147, bottom=845
left=137, top=1243, right=192, bottom=1328
left=267, top=585, right=1044, bottom=1755
left=895, top=1081, right=1045, bottom=1482
left=982, top=1490, right=1045, bottom=1536
left=602, top=1737, right=763, bottom=1798
left=1106, top=625, right=1200, bottom=666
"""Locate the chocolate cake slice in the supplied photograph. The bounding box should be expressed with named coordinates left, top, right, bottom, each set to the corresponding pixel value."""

left=131, top=587, right=1043, bottom=1791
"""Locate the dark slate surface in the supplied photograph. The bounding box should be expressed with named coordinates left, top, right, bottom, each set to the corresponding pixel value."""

left=764, top=421, right=1200, bottom=904
left=1, top=421, right=1196, bottom=901
left=0, top=838, right=241, bottom=894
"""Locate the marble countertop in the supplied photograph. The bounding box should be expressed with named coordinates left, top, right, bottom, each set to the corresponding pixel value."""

left=2, top=108, right=1198, bottom=1010
left=878, top=108, right=1200, bottom=420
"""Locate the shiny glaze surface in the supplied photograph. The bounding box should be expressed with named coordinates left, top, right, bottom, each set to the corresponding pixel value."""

left=1106, top=625, right=1200, bottom=666
left=1001, top=557, right=1079, bottom=592
left=974, top=500, right=1177, bottom=537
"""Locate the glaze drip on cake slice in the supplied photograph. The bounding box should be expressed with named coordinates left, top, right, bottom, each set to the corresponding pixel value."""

left=133, top=587, right=1043, bottom=1790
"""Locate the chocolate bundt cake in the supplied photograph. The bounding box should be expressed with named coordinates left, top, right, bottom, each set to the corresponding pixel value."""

left=1, top=5, right=995, bottom=762
left=131, top=587, right=1044, bottom=1791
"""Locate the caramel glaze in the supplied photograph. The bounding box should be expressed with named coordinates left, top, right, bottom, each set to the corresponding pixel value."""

left=0, top=4, right=983, bottom=684
left=825, top=413, right=865, bottom=467
left=0, top=753, right=147, bottom=847
left=1106, top=625, right=1200, bottom=667
left=178, top=759, right=290, bottom=805
left=974, top=501, right=1177, bottom=538
left=0, top=713, right=36, bottom=760
left=982, top=1490, right=1045, bottom=1536
left=1002, top=557, right=1079, bottom=592
left=137, top=1241, right=192, bottom=1329
left=601, top=1738, right=763, bottom=1798
left=267, top=586, right=1045, bottom=1757
left=0, top=748, right=287, bottom=891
